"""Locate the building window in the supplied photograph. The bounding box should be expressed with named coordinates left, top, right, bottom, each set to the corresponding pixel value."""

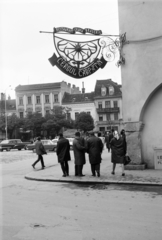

left=106, top=113, right=111, bottom=120
left=99, top=115, right=103, bottom=121
left=67, top=112, right=71, bottom=120
left=98, top=102, right=102, bottom=109
left=27, top=111, right=32, bottom=115
left=36, top=96, right=40, bottom=104
left=19, top=112, right=24, bottom=118
left=45, top=95, right=49, bottom=103
left=114, top=113, right=118, bottom=120
left=75, top=112, right=79, bottom=120
left=54, top=94, right=58, bottom=102
left=46, top=110, right=50, bottom=114
left=99, top=127, right=105, bottom=132
left=19, top=97, right=23, bottom=105
left=113, top=101, right=118, bottom=108
left=105, top=101, right=111, bottom=108
left=28, top=96, right=32, bottom=104
left=109, top=86, right=114, bottom=95
left=87, top=112, right=90, bottom=115
left=101, top=86, right=107, bottom=96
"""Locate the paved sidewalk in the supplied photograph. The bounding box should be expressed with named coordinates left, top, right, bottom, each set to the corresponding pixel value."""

left=25, top=149, right=162, bottom=186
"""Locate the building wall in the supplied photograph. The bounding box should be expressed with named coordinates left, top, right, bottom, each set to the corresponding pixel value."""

left=15, top=81, right=80, bottom=117
left=118, top=0, right=162, bottom=167
left=94, top=97, right=123, bottom=132
left=62, top=103, right=97, bottom=122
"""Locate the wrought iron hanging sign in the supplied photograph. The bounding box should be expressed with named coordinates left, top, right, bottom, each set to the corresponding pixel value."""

left=46, top=27, right=126, bottom=79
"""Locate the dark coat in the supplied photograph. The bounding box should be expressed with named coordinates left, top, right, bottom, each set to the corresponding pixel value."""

left=35, top=141, right=46, bottom=155
left=73, top=137, right=86, bottom=166
left=87, top=136, right=103, bottom=164
left=56, top=137, right=71, bottom=163
left=110, top=137, right=126, bottom=164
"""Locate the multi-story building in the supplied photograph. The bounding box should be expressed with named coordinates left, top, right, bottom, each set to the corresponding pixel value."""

left=62, top=79, right=123, bottom=132
left=94, top=79, right=122, bottom=132
left=62, top=90, right=96, bottom=121
left=15, top=81, right=80, bottom=118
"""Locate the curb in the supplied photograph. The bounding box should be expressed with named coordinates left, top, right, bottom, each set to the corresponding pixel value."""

left=24, top=175, right=162, bottom=186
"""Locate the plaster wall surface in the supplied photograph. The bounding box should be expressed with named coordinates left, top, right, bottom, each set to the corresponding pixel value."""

left=141, top=86, right=162, bottom=168
left=118, top=0, right=162, bottom=122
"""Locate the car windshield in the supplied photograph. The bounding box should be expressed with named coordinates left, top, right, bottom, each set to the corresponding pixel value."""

left=1, top=140, right=9, bottom=144
left=42, top=140, right=54, bottom=145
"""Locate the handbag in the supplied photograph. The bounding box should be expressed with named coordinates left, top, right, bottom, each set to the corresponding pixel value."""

left=124, top=155, right=131, bottom=165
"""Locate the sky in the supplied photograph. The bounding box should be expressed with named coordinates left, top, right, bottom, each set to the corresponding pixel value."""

left=0, top=0, right=121, bottom=99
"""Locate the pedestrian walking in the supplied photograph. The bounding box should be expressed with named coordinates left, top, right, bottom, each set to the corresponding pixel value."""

left=73, top=132, right=86, bottom=177
left=110, top=130, right=127, bottom=176
left=87, top=132, right=103, bottom=177
left=56, top=133, right=71, bottom=177
left=32, top=136, right=46, bottom=170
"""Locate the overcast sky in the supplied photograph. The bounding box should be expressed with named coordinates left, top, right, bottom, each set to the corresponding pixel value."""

left=0, top=0, right=121, bottom=98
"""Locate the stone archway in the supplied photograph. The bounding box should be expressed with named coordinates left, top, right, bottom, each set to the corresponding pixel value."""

left=140, top=83, right=162, bottom=168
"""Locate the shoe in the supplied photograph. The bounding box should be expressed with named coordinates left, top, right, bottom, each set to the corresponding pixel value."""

left=62, top=174, right=66, bottom=177
left=111, top=171, right=115, bottom=175
left=97, top=172, right=100, bottom=177
left=32, top=164, right=35, bottom=169
left=78, top=174, right=85, bottom=177
left=92, top=174, right=96, bottom=177
left=122, top=173, right=125, bottom=176
left=42, top=166, right=45, bottom=170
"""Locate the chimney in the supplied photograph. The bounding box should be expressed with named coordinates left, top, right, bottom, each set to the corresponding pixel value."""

left=82, top=82, right=85, bottom=94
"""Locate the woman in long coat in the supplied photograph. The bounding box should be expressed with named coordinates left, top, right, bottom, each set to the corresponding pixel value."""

left=87, top=132, right=103, bottom=177
left=73, top=132, right=86, bottom=177
left=56, top=133, right=71, bottom=177
left=110, top=130, right=127, bottom=176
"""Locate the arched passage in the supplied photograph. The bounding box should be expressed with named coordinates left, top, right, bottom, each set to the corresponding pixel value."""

left=140, top=83, right=162, bottom=168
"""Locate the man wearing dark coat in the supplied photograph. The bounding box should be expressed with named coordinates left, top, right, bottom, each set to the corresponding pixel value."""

left=32, top=136, right=46, bottom=170
left=73, top=132, right=86, bottom=177
left=87, top=132, right=103, bottom=177
left=56, top=133, right=71, bottom=177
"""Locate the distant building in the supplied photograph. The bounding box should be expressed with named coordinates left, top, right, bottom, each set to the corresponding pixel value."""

left=62, top=91, right=96, bottom=121
left=0, top=94, right=16, bottom=116
left=62, top=79, right=123, bottom=132
left=94, top=79, right=123, bottom=132
left=15, top=81, right=80, bottom=118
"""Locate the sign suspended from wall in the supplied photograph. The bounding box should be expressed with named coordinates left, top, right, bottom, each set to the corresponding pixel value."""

left=46, top=27, right=126, bottom=79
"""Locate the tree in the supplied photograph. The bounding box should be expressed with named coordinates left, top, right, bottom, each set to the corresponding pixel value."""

left=74, top=112, right=94, bottom=132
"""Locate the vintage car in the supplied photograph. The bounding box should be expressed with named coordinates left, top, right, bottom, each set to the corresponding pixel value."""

left=52, top=137, right=74, bottom=150
left=26, top=139, right=55, bottom=152
left=0, top=139, right=27, bottom=151
left=66, top=138, right=74, bottom=150
left=51, top=138, right=58, bottom=151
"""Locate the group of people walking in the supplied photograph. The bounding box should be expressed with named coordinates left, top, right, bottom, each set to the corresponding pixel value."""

left=32, top=129, right=127, bottom=177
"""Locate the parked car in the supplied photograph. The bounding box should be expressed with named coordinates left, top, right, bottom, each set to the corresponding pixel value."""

left=51, top=138, right=58, bottom=151
left=26, top=139, right=55, bottom=152
left=66, top=138, right=74, bottom=150
left=0, top=139, right=27, bottom=151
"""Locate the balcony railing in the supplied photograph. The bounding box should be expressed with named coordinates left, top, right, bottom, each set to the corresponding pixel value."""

left=96, top=107, right=120, bottom=113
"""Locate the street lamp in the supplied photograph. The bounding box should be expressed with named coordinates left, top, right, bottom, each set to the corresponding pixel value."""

left=4, top=85, right=12, bottom=139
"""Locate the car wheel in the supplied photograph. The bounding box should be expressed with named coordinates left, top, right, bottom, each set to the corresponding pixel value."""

left=18, top=149, right=21, bottom=151
left=6, top=148, right=11, bottom=151
left=24, top=146, right=27, bottom=150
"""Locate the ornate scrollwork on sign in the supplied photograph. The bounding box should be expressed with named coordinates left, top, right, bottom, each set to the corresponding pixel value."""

left=47, top=27, right=126, bottom=78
